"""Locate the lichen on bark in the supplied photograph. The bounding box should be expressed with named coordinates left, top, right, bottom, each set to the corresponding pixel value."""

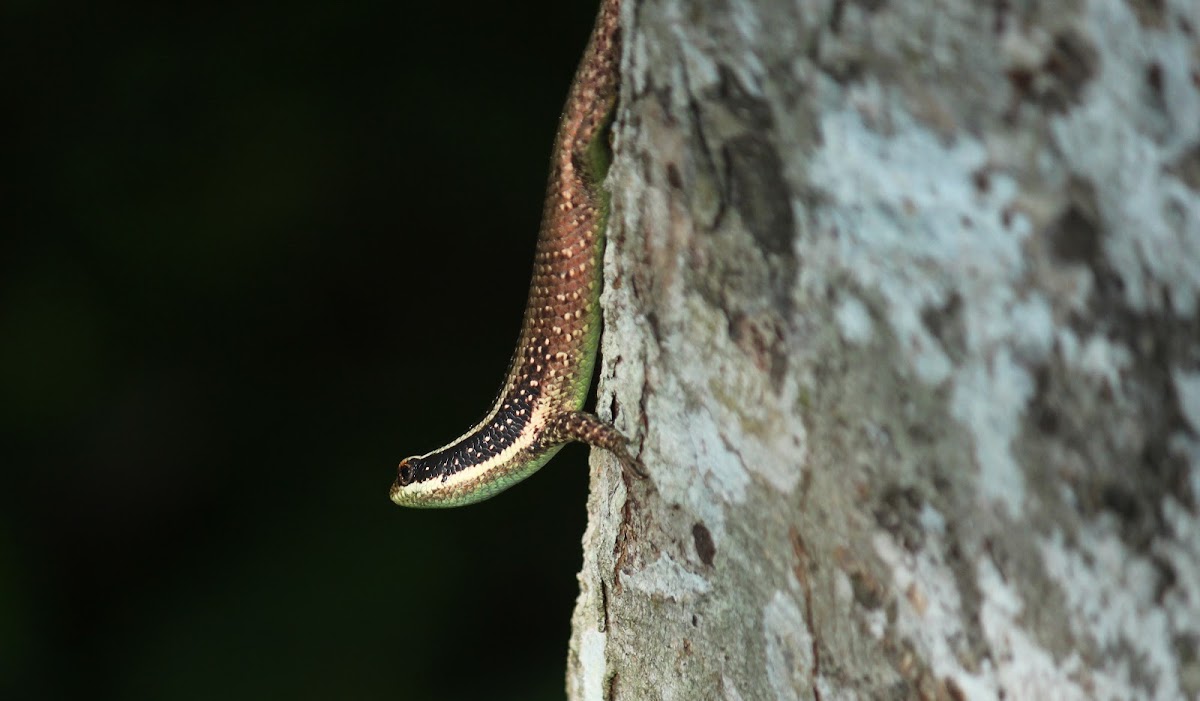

left=569, top=0, right=1200, bottom=699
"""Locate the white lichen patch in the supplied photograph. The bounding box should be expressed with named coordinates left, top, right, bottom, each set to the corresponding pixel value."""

left=1174, top=369, right=1200, bottom=435
left=578, top=628, right=609, bottom=701
left=604, top=76, right=809, bottom=536
left=667, top=294, right=808, bottom=498
left=762, top=590, right=813, bottom=701
left=919, top=502, right=947, bottom=535
left=874, top=527, right=1157, bottom=699
left=949, top=348, right=1033, bottom=516
left=835, top=294, right=873, bottom=344
left=1167, top=368, right=1200, bottom=501
left=1051, top=0, right=1200, bottom=317
left=1159, top=499, right=1200, bottom=638
left=646, top=372, right=750, bottom=539
left=623, top=553, right=712, bottom=602
left=807, top=94, right=1045, bottom=518
left=1056, top=329, right=1133, bottom=396
left=873, top=531, right=996, bottom=698
left=975, top=557, right=1100, bottom=700
left=720, top=674, right=747, bottom=701
left=638, top=291, right=807, bottom=529
left=1039, top=525, right=1187, bottom=700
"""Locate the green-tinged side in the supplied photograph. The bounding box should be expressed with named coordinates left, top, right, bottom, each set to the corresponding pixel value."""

left=392, top=445, right=566, bottom=508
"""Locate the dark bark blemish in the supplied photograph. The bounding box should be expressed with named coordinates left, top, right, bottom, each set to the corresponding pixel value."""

left=921, top=292, right=965, bottom=362
left=692, top=522, right=716, bottom=567
left=666, top=162, right=683, bottom=190
left=874, top=484, right=926, bottom=552
left=1145, top=61, right=1164, bottom=96
left=1167, top=143, right=1200, bottom=191
left=1124, top=0, right=1166, bottom=28
left=1048, top=184, right=1102, bottom=265
left=849, top=568, right=886, bottom=610
left=1007, top=29, right=1098, bottom=113
left=725, top=133, right=794, bottom=257
left=972, top=168, right=992, bottom=194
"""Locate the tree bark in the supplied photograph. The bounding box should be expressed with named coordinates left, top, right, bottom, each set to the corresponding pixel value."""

left=567, top=0, right=1200, bottom=699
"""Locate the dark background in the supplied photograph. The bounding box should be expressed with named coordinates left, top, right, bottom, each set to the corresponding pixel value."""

left=1, top=1, right=604, bottom=698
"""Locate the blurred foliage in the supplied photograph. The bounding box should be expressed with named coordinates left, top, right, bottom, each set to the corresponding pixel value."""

left=0, top=1, right=604, bottom=698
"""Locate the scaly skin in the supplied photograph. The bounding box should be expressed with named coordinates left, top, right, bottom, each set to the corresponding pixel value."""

left=391, top=0, right=641, bottom=508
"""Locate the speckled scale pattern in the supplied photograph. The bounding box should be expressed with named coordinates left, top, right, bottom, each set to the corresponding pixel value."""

left=391, top=0, right=639, bottom=508
left=405, top=381, right=535, bottom=484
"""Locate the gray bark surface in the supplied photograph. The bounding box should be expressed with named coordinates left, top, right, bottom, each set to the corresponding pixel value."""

left=568, top=0, right=1200, bottom=699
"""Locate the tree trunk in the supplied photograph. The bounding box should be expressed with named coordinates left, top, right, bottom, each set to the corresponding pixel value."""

left=567, top=0, right=1200, bottom=698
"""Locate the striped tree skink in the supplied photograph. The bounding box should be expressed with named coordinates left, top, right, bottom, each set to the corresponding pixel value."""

left=390, top=0, right=643, bottom=508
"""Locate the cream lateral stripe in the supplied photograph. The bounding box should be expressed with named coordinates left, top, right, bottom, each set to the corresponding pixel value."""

left=397, top=406, right=549, bottom=500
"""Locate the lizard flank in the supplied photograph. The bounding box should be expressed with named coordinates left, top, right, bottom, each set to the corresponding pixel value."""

left=390, top=0, right=642, bottom=508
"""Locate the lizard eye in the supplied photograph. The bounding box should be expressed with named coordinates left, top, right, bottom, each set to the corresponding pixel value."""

left=397, top=459, right=417, bottom=486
